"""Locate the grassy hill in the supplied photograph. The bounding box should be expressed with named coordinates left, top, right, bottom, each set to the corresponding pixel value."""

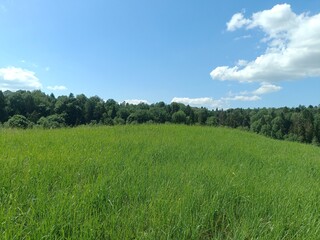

left=1, top=125, right=320, bottom=239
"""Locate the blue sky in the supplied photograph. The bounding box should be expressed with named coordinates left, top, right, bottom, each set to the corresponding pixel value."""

left=0, top=0, right=320, bottom=109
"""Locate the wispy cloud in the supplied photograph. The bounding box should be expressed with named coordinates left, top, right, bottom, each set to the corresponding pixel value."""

left=171, top=94, right=262, bottom=109
left=223, top=83, right=281, bottom=104
left=252, top=84, right=282, bottom=95
left=223, top=95, right=261, bottom=102
left=234, top=35, right=252, bottom=41
left=172, top=82, right=281, bottom=109
left=0, top=66, right=42, bottom=91
left=171, top=97, right=225, bottom=109
left=47, top=85, right=67, bottom=91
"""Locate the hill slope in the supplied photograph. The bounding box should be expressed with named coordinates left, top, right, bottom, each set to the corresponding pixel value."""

left=1, top=125, right=320, bottom=239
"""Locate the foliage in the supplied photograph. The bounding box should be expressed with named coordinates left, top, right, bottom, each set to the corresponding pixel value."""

left=37, top=114, right=66, bottom=129
left=1, top=90, right=320, bottom=146
left=172, top=110, right=186, bottom=124
left=5, top=114, right=31, bottom=129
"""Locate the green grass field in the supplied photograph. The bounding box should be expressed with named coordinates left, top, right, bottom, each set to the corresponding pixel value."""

left=1, top=125, right=320, bottom=239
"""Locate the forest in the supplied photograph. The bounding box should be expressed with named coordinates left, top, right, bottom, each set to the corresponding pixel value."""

left=0, top=90, right=320, bottom=146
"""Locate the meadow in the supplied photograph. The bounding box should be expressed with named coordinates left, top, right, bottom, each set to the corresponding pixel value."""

left=1, top=125, right=320, bottom=239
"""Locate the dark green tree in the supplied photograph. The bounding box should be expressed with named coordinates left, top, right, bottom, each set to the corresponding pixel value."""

left=172, top=110, right=186, bottom=124
left=0, top=91, right=7, bottom=122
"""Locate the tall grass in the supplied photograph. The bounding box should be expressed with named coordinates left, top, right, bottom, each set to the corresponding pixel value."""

left=1, top=125, right=320, bottom=239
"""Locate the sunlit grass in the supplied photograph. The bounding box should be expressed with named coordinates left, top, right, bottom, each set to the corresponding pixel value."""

left=1, top=125, right=320, bottom=239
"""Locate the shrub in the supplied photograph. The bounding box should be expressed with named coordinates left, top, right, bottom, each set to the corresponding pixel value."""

left=172, top=110, right=186, bottom=124
left=37, top=114, right=66, bottom=129
left=6, top=115, right=31, bottom=129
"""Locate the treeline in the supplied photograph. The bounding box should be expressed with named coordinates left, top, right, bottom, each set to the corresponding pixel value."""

left=1, top=90, right=320, bottom=145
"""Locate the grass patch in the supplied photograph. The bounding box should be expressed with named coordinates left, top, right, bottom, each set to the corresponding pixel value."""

left=1, top=125, right=320, bottom=239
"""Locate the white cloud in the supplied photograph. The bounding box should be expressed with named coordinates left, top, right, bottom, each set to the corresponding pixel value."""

left=248, top=4, right=299, bottom=38
left=227, top=13, right=251, bottom=31
left=124, top=99, right=149, bottom=105
left=0, top=66, right=42, bottom=91
left=220, top=83, right=281, bottom=105
left=252, top=84, right=282, bottom=95
left=171, top=97, right=224, bottom=109
left=237, top=59, right=248, bottom=67
left=47, top=85, right=67, bottom=91
left=223, top=95, right=261, bottom=101
left=172, top=95, right=262, bottom=109
left=211, top=4, right=320, bottom=83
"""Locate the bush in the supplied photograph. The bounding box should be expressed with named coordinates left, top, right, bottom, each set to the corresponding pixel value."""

left=37, top=114, right=66, bottom=129
left=172, top=110, right=186, bottom=124
left=6, top=115, right=31, bottom=129
left=113, top=117, right=125, bottom=125
left=206, top=116, right=218, bottom=126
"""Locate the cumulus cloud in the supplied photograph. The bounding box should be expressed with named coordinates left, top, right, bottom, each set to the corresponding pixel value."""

left=0, top=66, right=42, bottom=91
left=211, top=4, right=320, bottom=83
left=248, top=4, right=299, bottom=38
left=47, top=85, right=67, bottom=91
left=124, top=99, right=149, bottom=105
